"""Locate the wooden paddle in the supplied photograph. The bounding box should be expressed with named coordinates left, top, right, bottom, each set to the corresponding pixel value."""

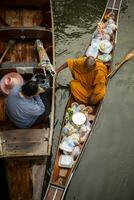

left=107, top=49, right=134, bottom=79
left=0, top=40, right=15, bottom=65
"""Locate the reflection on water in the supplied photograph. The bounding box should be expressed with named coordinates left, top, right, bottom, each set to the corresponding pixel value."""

left=53, top=0, right=107, bottom=38
left=53, top=0, right=107, bottom=56
left=120, top=0, right=128, bottom=13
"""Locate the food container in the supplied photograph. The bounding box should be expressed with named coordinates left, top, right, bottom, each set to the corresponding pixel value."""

left=98, top=53, right=112, bottom=62
left=72, top=112, right=86, bottom=126
left=79, top=129, right=90, bottom=144
left=71, top=146, right=81, bottom=160
left=62, top=123, right=76, bottom=136
left=68, top=133, right=80, bottom=145
left=85, top=106, right=93, bottom=114
left=88, top=114, right=96, bottom=123
left=58, top=155, right=74, bottom=168
left=71, top=102, right=79, bottom=108
left=80, top=125, right=91, bottom=137
left=59, top=137, right=75, bottom=153
left=77, top=104, right=86, bottom=112
left=86, top=45, right=99, bottom=58
left=99, top=39, right=113, bottom=54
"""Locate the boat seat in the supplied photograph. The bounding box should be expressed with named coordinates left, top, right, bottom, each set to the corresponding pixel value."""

left=0, top=27, right=52, bottom=40
left=0, top=0, right=50, bottom=6
left=0, top=128, right=49, bottom=158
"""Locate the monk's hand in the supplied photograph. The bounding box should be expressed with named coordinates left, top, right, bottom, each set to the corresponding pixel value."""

left=87, top=95, right=94, bottom=106
left=55, top=67, right=60, bottom=74
left=38, top=86, right=46, bottom=94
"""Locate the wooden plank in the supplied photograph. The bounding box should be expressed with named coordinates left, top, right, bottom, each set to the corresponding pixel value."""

left=107, top=0, right=114, bottom=8
left=32, top=159, right=47, bottom=200
left=46, top=187, right=56, bottom=199
left=55, top=189, right=63, bottom=200
left=0, top=27, right=52, bottom=40
left=2, top=9, right=43, bottom=27
left=0, top=138, right=3, bottom=156
left=3, top=142, right=48, bottom=157
left=5, top=158, right=47, bottom=200
left=0, top=96, right=5, bottom=122
left=45, top=186, right=64, bottom=200
left=0, top=0, right=50, bottom=6
left=0, top=129, right=49, bottom=142
left=114, top=0, right=122, bottom=9
left=0, top=129, right=49, bottom=157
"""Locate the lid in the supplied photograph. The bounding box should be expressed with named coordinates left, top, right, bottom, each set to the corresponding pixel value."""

left=99, top=39, right=113, bottom=54
left=59, top=138, right=75, bottom=153
left=72, top=112, right=86, bottom=126
left=59, top=154, right=74, bottom=168
left=98, top=53, right=112, bottom=62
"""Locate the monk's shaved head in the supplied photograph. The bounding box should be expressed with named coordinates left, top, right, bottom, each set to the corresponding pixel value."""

left=84, top=56, right=96, bottom=71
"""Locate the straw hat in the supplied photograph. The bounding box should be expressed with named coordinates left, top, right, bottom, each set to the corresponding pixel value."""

left=0, top=72, right=24, bottom=94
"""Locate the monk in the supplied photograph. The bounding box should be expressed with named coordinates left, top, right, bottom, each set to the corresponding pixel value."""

left=56, top=56, right=108, bottom=105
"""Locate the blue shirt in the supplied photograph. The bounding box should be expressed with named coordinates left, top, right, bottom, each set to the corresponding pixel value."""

left=6, top=85, right=45, bottom=128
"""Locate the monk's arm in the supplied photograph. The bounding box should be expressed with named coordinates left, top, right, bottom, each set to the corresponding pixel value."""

left=88, top=83, right=106, bottom=105
left=55, top=62, right=68, bottom=74
left=88, top=71, right=107, bottom=105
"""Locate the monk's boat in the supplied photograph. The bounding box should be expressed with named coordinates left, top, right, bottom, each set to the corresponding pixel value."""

left=44, top=0, right=122, bottom=199
left=0, top=0, right=55, bottom=200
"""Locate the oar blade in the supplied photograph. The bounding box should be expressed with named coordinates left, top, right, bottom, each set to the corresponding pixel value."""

left=108, top=48, right=134, bottom=79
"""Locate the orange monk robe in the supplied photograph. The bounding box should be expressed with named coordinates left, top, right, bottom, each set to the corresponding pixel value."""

left=67, top=56, right=108, bottom=105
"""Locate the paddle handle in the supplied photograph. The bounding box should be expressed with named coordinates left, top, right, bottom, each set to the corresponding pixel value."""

left=0, top=40, right=15, bottom=65
left=107, top=60, right=126, bottom=79
left=0, top=46, right=11, bottom=64
left=108, top=49, right=134, bottom=79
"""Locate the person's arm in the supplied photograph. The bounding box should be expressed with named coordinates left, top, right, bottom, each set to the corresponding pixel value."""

left=87, top=71, right=107, bottom=105
left=33, top=95, right=45, bottom=110
left=87, top=83, right=106, bottom=105
left=27, top=96, right=45, bottom=116
left=55, top=62, right=68, bottom=74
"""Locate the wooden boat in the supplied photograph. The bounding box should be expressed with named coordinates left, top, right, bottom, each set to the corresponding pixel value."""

left=44, top=0, right=122, bottom=199
left=0, top=1, right=55, bottom=200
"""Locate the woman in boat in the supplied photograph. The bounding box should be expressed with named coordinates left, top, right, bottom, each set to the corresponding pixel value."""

left=56, top=56, right=108, bottom=105
left=5, top=80, right=51, bottom=128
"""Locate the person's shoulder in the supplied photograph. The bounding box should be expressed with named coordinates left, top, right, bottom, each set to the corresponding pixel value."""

left=96, top=59, right=107, bottom=70
left=94, top=60, right=108, bottom=76
left=67, top=56, right=86, bottom=62
left=10, top=84, right=22, bottom=95
left=67, top=56, right=83, bottom=67
left=77, top=56, right=87, bottom=61
left=74, top=56, right=87, bottom=65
